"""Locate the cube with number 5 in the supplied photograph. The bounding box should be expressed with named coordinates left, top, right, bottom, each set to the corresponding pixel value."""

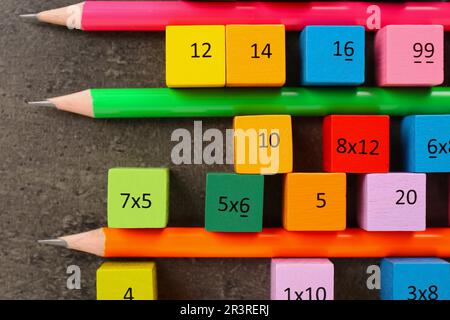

left=283, top=173, right=346, bottom=231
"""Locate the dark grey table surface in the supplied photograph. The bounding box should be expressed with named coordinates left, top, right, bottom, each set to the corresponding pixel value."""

left=0, top=0, right=449, bottom=300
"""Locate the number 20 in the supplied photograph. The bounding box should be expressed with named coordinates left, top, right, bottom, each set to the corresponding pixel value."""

left=395, top=189, right=417, bottom=205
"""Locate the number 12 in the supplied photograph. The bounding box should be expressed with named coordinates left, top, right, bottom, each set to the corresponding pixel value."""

left=191, top=43, right=212, bottom=58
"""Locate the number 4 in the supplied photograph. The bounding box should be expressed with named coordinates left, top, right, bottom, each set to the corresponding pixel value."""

left=124, top=287, right=134, bottom=300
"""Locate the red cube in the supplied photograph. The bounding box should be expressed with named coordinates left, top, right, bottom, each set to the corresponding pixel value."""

left=323, top=115, right=390, bottom=173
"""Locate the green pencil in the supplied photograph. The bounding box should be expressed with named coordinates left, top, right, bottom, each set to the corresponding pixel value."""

left=29, top=88, right=450, bottom=118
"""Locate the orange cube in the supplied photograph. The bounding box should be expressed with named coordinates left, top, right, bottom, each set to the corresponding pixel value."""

left=283, top=173, right=346, bottom=231
left=234, top=115, right=293, bottom=174
left=226, top=25, right=286, bottom=87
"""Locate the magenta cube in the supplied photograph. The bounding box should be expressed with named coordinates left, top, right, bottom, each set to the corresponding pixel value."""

left=375, top=25, right=443, bottom=87
left=271, top=259, right=334, bottom=300
left=358, top=173, right=426, bottom=231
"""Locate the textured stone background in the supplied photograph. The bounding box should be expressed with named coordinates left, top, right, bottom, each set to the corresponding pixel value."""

left=0, top=0, right=449, bottom=300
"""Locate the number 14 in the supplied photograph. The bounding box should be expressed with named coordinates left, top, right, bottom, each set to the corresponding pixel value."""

left=251, top=43, right=272, bottom=59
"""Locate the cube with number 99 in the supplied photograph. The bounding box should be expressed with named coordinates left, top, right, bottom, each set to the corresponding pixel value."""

left=375, top=25, right=443, bottom=86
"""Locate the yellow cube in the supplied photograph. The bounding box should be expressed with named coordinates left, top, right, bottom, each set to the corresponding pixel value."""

left=226, top=25, right=286, bottom=87
left=234, top=115, right=293, bottom=174
left=96, top=262, right=157, bottom=300
left=166, top=25, right=226, bottom=87
left=283, top=173, right=347, bottom=231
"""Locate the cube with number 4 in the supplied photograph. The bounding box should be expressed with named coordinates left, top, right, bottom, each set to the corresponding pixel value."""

left=205, top=173, right=264, bottom=232
left=283, top=173, right=346, bottom=231
left=97, top=262, right=157, bottom=300
left=358, top=173, right=426, bottom=231
left=107, top=168, right=169, bottom=228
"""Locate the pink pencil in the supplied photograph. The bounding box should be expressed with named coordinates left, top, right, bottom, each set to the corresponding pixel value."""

left=22, top=2, right=450, bottom=31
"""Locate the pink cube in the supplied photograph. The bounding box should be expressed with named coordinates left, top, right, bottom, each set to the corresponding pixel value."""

left=375, top=25, right=443, bottom=87
left=358, top=173, right=426, bottom=231
left=271, top=259, right=334, bottom=300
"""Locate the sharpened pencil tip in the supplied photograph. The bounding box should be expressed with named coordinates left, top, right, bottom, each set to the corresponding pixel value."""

left=38, top=239, right=68, bottom=248
left=27, top=101, right=56, bottom=108
left=19, top=14, right=38, bottom=19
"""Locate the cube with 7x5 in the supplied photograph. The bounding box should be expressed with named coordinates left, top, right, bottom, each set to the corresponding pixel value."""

left=107, top=168, right=169, bottom=228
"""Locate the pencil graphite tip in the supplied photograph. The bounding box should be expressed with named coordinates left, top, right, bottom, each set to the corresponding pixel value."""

left=27, top=100, right=56, bottom=108
left=19, top=13, right=38, bottom=20
left=38, top=239, right=68, bottom=248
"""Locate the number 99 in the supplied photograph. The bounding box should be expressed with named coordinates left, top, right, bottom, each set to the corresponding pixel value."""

left=413, top=42, right=434, bottom=58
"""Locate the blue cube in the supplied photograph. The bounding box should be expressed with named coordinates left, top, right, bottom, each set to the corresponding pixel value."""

left=300, top=26, right=365, bottom=86
left=381, top=258, right=450, bottom=300
left=401, top=115, right=450, bottom=172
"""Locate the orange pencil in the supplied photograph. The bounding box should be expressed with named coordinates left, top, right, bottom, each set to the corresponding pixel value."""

left=39, top=227, right=450, bottom=258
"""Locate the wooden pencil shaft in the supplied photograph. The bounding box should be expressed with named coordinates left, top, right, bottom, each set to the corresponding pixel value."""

left=28, top=2, right=450, bottom=31
left=55, top=227, right=450, bottom=258
left=41, top=88, right=450, bottom=118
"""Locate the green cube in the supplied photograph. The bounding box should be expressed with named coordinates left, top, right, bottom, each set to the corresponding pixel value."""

left=107, top=168, right=169, bottom=228
left=205, top=173, right=264, bottom=232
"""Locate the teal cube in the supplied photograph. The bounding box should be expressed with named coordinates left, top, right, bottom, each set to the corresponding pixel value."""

left=381, top=258, right=450, bottom=300
left=401, top=115, right=450, bottom=172
left=107, top=168, right=169, bottom=228
left=300, top=25, right=365, bottom=85
left=205, top=173, right=264, bottom=232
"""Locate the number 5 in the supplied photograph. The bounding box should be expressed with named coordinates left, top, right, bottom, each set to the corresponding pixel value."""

left=316, top=193, right=326, bottom=208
